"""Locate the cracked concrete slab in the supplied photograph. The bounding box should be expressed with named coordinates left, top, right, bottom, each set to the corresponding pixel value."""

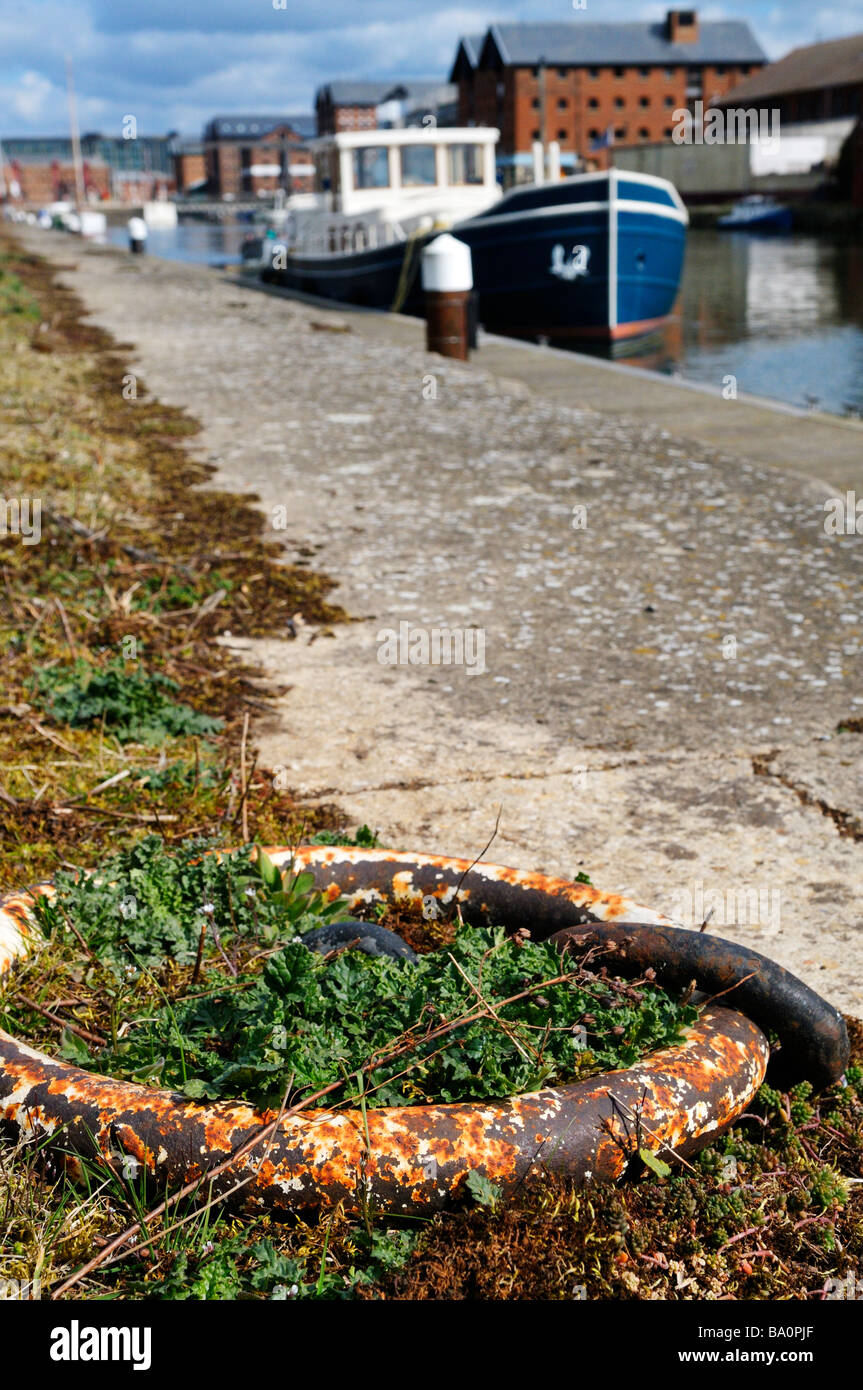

left=22, top=229, right=863, bottom=1017
left=767, top=736, right=863, bottom=841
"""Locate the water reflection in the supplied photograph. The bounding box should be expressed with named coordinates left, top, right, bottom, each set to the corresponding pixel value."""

left=105, top=216, right=250, bottom=266
left=612, top=232, right=863, bottom=417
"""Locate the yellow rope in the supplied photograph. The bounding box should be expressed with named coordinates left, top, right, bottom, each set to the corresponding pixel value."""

left=391, top=225, right=426, bottom=313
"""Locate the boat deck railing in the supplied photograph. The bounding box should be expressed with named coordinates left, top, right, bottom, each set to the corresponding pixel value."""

left=292, top=218, right=408, bottom=258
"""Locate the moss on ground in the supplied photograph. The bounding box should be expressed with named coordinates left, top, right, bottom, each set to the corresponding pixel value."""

left=0, top=233, right=349, bottom=891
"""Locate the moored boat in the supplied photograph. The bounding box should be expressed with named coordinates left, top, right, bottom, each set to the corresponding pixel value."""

left=260, top=126, right=688, bottom=344
left=717, top=195, right=793, bottom=233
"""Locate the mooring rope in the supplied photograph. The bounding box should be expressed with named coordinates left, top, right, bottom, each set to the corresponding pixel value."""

left=391, top=225, right=426, bottom=313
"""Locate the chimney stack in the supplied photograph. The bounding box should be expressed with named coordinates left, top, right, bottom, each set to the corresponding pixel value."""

left=666, top=9, right=699, bottom=44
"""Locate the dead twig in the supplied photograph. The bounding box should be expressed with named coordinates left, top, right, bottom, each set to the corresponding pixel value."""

left=15, top=993, right=105, bottom=1047
left=445, top=806, right=502, bottom=923
left=239, top=710, right=250, bottom=843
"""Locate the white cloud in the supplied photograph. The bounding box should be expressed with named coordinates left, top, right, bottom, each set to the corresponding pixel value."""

left=0, top=0, right=858, bottom=137
left=11, top=71, right=57, bottom=121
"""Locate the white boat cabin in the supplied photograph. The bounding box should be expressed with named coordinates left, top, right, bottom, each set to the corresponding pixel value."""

left=284, top=126, right=500, bottom=256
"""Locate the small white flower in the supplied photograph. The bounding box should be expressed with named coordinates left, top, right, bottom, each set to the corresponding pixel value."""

left=272, top=1282, right=299, bottom=1301
left=201, top=902, right=216, bottom=917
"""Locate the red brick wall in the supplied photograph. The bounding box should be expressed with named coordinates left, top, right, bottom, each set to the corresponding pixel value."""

left=465, top=60, right=763, bottom=164
left=9, top=161, right=110, bottom=202
left=207, top=141, right=242, bottom=196
left=316, top=94, right=379, bottom=135
left=174, top=151, right=206, bottom=194
left=203, top=135, right=314, bottom=198
left=334, top=105, right=378, bottom=132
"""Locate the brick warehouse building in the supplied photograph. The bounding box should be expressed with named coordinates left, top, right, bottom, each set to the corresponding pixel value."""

left=201, top=115, right=316, bottom=198
left=315, top=81, right=458, bottom=135
left=450, top=9, right=766, bottom=176
left=316, top=82, right=398, bottom=135
left=713, top=32, right=863, bottom=126
left=0, top=133, right=174, bottom=203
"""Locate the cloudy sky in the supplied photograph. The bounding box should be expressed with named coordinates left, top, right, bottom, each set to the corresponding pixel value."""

left=1, top=0, right=861, bottom=139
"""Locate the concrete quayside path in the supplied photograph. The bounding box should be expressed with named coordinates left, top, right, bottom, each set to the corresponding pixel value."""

left=20, top=227, right=863, bottom=1015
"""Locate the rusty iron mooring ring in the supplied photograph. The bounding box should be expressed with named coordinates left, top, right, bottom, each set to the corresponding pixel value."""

left=0, top=848, right=846, bottom=1216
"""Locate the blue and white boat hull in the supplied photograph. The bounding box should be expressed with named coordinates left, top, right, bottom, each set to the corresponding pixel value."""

left=262, top=169, right=688, bottom=343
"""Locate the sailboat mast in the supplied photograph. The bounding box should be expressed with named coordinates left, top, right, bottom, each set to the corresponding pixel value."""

left=66, top=57, right=86, bottom=208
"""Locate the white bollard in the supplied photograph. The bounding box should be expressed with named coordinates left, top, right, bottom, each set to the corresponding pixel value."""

left=546, top=140, right=561, bottom=182
left=421, top=233, right=474, bottom=360
left=80, top=210, right=107, bottom=242
left=127, top=216, right=148, bottom=254
left=532, top=140, right=545, bottom=184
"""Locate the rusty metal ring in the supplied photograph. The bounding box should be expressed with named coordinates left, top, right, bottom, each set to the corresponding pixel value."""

left=0, top=847, right=825, bottom=1216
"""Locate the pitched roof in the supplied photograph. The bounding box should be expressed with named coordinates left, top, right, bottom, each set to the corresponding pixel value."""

left=205, top=114, right=315, bottom=140
left=390, top=80, right=456, bottom=103
left=457, top=33, right=486, bottom=66
left=319, top=80, right=452, bottom=108
left=483, top=20, right=766, bottom=67
left=320, top=81, right=398, bottom=106
left=448, top=33, right=487, bottom=82
left=713, top=33, right=863, bottom=103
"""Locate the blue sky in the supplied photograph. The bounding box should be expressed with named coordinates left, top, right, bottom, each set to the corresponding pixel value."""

left=1, top=0, right=861, bottom=138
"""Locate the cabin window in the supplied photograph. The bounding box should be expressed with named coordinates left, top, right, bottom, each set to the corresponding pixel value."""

left=447, top=143, right=483, bottom=184
left=351, top=146, right=389, bottom=189
left=400, top=145, right=436, bottom=186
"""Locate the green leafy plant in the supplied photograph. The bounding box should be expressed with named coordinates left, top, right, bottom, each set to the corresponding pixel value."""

left=32, top=660, right=223, bottom=743
left=11, top=838, right=698, bottom=1114
left=309, top=825, right=378, bottom=848
left=465, top=1171, right=503, bottom=1210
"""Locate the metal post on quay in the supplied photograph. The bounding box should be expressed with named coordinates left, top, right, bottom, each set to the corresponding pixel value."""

left=127, top=216, right=148, bottom=254
left=421, top=233, right=473, bottom=361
